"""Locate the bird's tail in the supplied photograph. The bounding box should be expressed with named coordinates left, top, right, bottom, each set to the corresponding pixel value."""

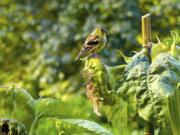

left=75, top=50, right=85, bottom=60
left=75, top=56, right=80, bottom=61
left=75, top=52, right=82, bottom=60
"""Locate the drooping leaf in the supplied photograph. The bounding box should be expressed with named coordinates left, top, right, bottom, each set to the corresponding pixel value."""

left=27, top=95, right=95, bottom=135
left=35, top=98, right=71, bottom=119
left=34, top=97, right=90, bottom=119
left=116, top=50, right=132, bottom=63
left=55, top=118, right=113, bottom=135
left=103, top=98, right=128, bottom=135
left=106, top=65, right=126, bottom=90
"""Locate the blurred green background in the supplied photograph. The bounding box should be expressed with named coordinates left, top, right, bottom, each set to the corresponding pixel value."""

left=0, top=0, right=179, bottom=134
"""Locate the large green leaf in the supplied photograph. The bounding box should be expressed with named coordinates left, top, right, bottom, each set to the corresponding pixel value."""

left=142, top=54, right=180, bottom=126
left=34, top=97, right=90, bottom=119
left=29, top=97, right=94, bottom=134
left=117, top=54, right=150, bottom=110
left=35, top=98, right=70, bottom=119
left=116, top=52, right=180, bottom=130
left=55, top=118, right=113, bottom=135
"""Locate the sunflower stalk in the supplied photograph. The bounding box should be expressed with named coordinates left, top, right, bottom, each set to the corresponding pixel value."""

left=141, top=13, right=152, bottom=63
left=142, top=14, right=154, bottom=135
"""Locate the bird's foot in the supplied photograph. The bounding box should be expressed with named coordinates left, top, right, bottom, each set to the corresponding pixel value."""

left=89, top=53, right=99, bottom=58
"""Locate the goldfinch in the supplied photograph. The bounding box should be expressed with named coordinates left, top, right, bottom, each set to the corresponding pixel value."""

left=76, top=27, right=107, bottom=60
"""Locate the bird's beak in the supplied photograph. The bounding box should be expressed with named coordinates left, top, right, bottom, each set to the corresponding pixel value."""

left=101, top=28, right=108, bottom=33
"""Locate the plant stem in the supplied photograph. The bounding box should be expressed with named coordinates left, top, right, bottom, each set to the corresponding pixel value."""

left=141, top=13, right=152, bottom=63
left=142, top=14, right=154, bottom=135
left=144, top=121, right=154, bottom=135
left=29, top=117, right=38, bottom=135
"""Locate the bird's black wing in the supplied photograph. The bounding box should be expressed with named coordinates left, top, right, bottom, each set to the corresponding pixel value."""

left=76, top=35, right=100, bottom=60
left=86, top=35, right=100, bottom=46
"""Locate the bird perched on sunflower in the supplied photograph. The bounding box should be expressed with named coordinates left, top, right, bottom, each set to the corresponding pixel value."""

left=76, top=27, right=115, bottom=116
left=76, top=27, right=107, bottom=60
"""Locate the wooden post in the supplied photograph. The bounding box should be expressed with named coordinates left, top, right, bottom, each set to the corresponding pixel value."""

left=141, top=13, right=152, bottom=63
left=142, top=13, right=151, bottom=47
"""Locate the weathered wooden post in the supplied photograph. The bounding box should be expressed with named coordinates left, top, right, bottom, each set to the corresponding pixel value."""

left=142, top=13, right=152, bottom=63
left=142, top=13, right=151, bottom=47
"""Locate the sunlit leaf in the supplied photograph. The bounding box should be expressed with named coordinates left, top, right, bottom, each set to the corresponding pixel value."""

left=55, top=118, right=113, bottom=135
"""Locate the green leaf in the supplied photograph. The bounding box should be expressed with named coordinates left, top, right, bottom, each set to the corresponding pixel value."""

left=116, top=50, right=132, bottom=63
left=103, top=98, right=128, bottom=135
left=34, top=97, right=90, bottom=119
left=106, top=65, right=126, bottom=90
left=117, top=54, right=150, bottom=110
left=35, top=98, right=69, bottom=119
left=30, top=97, right=92, bottom=135
left=55, top=118, right=113, bottom=135
left=33, top=118, right=58, bottom=135
left=142, top=54, right=180, bottom=126
left=117, top=52, right=180, bottom=131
